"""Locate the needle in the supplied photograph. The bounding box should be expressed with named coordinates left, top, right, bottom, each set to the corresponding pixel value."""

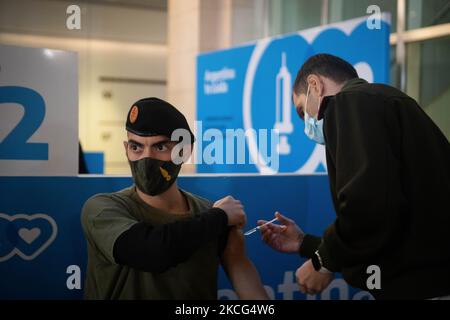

left=244, top=217, right=278, bottom=236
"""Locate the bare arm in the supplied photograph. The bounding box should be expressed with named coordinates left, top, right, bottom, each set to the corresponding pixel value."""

left=221, top=227, right=269, bottom=300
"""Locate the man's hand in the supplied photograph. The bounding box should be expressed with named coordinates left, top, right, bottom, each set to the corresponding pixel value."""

left=258, top=212, right=304, bottom=253
left=295, top=260, right=334, bottom=295
left=213, top=196, right=247, bottom=228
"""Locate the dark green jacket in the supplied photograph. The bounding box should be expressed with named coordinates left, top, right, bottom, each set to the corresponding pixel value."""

left=300, top=78, right=450, bottom=299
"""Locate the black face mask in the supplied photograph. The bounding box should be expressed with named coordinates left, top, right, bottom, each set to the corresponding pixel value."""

left=128, top=157, right=182, bottom=196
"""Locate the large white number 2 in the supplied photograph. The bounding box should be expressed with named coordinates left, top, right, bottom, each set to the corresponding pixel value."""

left=0, top=86, right=48, bottom=160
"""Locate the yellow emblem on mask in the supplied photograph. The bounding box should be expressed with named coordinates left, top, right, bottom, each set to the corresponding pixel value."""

left=159, top=167, right=171, bottom=181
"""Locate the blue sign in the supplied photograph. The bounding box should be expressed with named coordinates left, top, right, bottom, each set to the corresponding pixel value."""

left=0, top=175, right=372, bottom=300
left=0, top=86, right=48, bottom=160
left=197, top=15, right=390, bottom=174
left=0, top=44, right=78, bottom=176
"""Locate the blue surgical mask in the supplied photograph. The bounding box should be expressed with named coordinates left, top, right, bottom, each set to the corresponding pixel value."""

left=304, top=84, right=325, bottom=145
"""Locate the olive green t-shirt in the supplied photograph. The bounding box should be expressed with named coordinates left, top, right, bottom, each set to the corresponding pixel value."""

left=81, top=186, right=222, bottom=300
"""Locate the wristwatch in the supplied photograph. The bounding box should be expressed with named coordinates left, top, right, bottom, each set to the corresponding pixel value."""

left=312, top=250, right=332, bottom=274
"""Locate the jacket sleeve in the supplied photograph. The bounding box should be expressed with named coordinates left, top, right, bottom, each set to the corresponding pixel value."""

left=113, top=208, right=228, bottom=273
left=299, top=234, right=322, bottom=259
left=81, top=194, right=228, bottom=273
left=317, top=91, right=406, bottom=272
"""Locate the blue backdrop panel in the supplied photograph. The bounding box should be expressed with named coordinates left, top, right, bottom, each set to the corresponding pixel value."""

left=84, top=152, right=104, bottom=174
left=197, top=16, right=390, bottom=174
left=0, top=175, right=372, bottom=299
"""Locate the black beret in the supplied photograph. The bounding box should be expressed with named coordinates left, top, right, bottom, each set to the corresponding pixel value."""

left=126, top=97, right=195, bottom=143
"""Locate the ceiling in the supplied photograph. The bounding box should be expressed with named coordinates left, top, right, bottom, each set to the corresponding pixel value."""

left=52, top=0, right=167, bottom=11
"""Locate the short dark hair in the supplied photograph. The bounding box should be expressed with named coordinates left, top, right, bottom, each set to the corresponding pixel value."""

left=293, top=53, right=358, bottom=95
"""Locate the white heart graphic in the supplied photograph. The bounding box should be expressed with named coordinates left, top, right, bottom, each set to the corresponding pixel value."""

left=18, top=228, right=41, bottom=244
left=0, top=213, right=58, bottom=262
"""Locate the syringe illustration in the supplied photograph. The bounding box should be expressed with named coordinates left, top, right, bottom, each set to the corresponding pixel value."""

left=274, top=52, right=293, bottom=155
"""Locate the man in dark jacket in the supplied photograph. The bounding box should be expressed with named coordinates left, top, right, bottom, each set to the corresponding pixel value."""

left=259, top=53, right=450, bottom=299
